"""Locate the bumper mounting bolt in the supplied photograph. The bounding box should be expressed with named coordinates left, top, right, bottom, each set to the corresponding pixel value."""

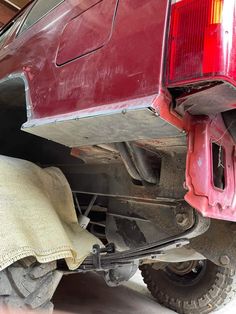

left=219, top=255, right=230, bottom=266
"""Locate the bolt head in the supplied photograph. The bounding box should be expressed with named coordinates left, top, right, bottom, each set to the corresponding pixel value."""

left=176, top=213, right=188, bottom=227
left=219, top=255, right=230, bottom=266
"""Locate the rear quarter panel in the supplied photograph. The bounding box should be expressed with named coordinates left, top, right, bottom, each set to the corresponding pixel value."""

left=0, top=0, right=169, bottom=120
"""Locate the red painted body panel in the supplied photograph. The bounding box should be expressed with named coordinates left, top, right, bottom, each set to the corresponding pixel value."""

left=185, top=114, right=236, bottom=221
left=0, top=0, right=169, bottom=119
left=56, top=0, right=117, bottom=65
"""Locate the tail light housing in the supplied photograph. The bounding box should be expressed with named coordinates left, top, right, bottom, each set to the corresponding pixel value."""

left=166, top=0, right=236, bottom=86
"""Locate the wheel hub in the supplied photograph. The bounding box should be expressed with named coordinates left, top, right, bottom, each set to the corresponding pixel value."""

left=168, top=260, right=201, bottom=276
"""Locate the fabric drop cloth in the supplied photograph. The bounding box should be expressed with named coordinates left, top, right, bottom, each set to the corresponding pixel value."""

left=0, top=155, right=102, bottom=271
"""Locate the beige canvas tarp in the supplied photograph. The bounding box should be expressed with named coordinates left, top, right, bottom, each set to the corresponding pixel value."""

left=0, top=155, right=101, bottom=271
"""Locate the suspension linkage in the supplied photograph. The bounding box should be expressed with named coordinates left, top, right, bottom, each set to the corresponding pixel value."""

left=78, top=211, right=210, bottom=272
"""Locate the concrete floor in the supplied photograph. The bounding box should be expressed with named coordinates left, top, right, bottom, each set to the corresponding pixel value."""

left=1, top=270, right=235, bottom=314
left=53, top=271, right=236, bottom=314
left=53, top=272, right=172, bottom=314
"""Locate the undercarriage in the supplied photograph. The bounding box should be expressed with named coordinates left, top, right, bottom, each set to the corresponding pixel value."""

left=1, top=99, right=236, bottom=314
left=1, top=103, right=236, bottom=270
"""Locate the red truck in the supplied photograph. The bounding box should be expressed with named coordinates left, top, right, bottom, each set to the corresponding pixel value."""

left=1, top=0, right=236, bottom=313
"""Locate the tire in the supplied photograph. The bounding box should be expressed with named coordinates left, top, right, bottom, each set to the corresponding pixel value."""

left=140, top=260, right=236, bottom=314
left=0, top=258, right=63, bottom=313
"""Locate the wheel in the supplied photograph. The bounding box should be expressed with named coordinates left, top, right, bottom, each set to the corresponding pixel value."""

left=140, top=260, right=236, bottom=314
left=0, top=258, right=62, bottom=313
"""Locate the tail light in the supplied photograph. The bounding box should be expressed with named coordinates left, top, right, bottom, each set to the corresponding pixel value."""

left=166, top=0, right=236, bottom=86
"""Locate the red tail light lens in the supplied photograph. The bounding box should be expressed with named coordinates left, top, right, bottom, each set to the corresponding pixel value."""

left=166, top=0, right=236, bottom=85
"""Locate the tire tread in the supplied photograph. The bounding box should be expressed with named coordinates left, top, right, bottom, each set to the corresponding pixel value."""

left=140, top=262, right=236, bottom=314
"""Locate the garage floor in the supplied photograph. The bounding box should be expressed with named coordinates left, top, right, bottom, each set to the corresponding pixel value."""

left=53, top=271, right=236, bottom=314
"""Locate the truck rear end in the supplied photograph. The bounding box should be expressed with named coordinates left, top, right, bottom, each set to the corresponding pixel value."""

left=1, top=0, right=236, bottom=313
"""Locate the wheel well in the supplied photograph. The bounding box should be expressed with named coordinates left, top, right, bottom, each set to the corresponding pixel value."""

left=0, top=76, right=30, bottom=158
left=0, top=76, right=77, bottom=166
left=0, top=76, right=27, bottom=108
